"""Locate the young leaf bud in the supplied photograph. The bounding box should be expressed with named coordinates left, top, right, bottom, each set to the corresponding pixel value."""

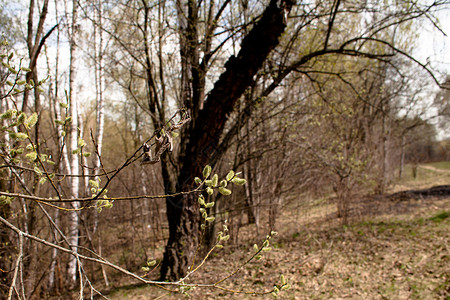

left=13, top=132, right=29, bottom=141
left=280, top=275, right=287, bottom=286
left=220, top=235, right=230, bottom=242
left=78, top=137, right=86, bottom=147
left=219, top=180, right=227, bottom=188
left=25, top=112, right=38, bottom=129
left=20, top=67, right=32, bottom=72
left=203, top=165, right=211, bottom=178
left=34, top=167, right=42, bottom=176
left=206, top=187, right=214, bottom=196
left=231, top=177, right=247, bottom=185
left=194, top=177, right=202, bottom=185
left=17, top=112, right=26, bottom=124
left=218, top=187, right=232, bottom=196
left=211, top=174, right=218, bottom=187
left=226, top=170, right=235, bottom=181
left=198, top=195, right=205, bottom=206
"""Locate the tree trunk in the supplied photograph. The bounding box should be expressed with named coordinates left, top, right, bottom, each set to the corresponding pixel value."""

left=67, top=0, right=80, bottom=286
left=160, top=0, right=293, bottom=280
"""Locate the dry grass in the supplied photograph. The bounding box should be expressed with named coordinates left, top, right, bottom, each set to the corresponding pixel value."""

left=105, top=166, right=450, bottom=300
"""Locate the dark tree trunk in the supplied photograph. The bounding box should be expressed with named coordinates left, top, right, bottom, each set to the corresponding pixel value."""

left=160, top=0, right=293, bottom=281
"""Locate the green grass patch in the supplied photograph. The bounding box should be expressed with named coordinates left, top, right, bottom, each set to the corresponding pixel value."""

left=429, top=211, right=449, bottom=222
left=426, top=161, right=450, bottom=170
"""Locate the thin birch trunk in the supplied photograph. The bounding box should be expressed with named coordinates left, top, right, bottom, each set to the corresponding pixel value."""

left=67, top=0, right=80, bottom=285
left=93, top=0, right=108, bottom=286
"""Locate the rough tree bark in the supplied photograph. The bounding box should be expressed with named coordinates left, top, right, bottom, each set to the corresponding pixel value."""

left=160, top=0, right=294, bottom=280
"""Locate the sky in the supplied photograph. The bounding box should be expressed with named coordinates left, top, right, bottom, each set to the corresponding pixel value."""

left=414, top=7, right=450, bottom=76
left=412, top=7, right=450, bottom=139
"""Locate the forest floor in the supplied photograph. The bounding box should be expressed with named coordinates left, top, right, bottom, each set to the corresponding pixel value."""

left=105, top=163, right=450, bottom=300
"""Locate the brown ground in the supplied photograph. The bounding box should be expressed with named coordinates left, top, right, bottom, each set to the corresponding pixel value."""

left=105, top=187, right=449, bottom=300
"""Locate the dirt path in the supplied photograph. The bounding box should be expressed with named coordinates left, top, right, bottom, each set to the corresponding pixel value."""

left=419, top=164, right=450, bottom=174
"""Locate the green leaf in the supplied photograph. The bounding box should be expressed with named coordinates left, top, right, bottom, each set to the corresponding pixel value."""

left=147, top=260, right=157, bottom=267
left=194, top=177, right=202, bottom=185
left=218, top=187, right=232, bottom=196
left=39, top=177, right=47, bottom=185
left=205, top=201, right=215, bottom=208
left=59, top=102, right=69, bottom=109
